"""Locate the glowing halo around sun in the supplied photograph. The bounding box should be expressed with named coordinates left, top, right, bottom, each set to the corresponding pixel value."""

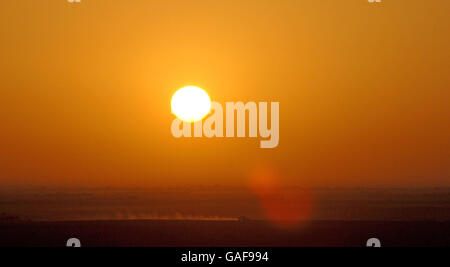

left=171, top=86, right=211, bottom=122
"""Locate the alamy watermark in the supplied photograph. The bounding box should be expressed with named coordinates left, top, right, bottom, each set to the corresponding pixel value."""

left=171, top=102, right=279, bottom=149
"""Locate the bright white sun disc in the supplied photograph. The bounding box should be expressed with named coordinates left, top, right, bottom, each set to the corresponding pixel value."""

left=171, top=86, right=211, bottom=122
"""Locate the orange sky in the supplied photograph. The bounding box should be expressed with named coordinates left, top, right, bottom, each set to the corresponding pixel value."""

left=0, top=0, right=449, bottom=187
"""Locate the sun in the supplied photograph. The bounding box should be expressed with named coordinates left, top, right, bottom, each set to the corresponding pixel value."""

left=171, top=86, right=211, bottom=122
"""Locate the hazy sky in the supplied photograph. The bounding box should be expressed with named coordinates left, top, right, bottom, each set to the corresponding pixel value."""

left=0, top=0, right=449, bottom=187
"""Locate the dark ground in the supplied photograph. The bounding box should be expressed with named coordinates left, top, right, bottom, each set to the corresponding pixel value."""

left=1, top=220, right=449, bottom=247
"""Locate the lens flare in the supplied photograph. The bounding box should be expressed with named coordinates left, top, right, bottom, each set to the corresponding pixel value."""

left=248, top=164, right=314, bottom=229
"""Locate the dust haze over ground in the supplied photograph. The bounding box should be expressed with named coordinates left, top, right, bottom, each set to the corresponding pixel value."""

left=1, top=186, right=449, bottom=247
left=1, top=186, right=449, bottom=222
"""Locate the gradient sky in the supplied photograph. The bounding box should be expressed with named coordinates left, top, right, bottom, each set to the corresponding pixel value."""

left=0, top=0, right=449, bottom=187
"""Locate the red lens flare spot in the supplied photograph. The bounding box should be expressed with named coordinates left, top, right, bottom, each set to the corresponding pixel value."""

left=248, top=165, right=314, bottom=229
